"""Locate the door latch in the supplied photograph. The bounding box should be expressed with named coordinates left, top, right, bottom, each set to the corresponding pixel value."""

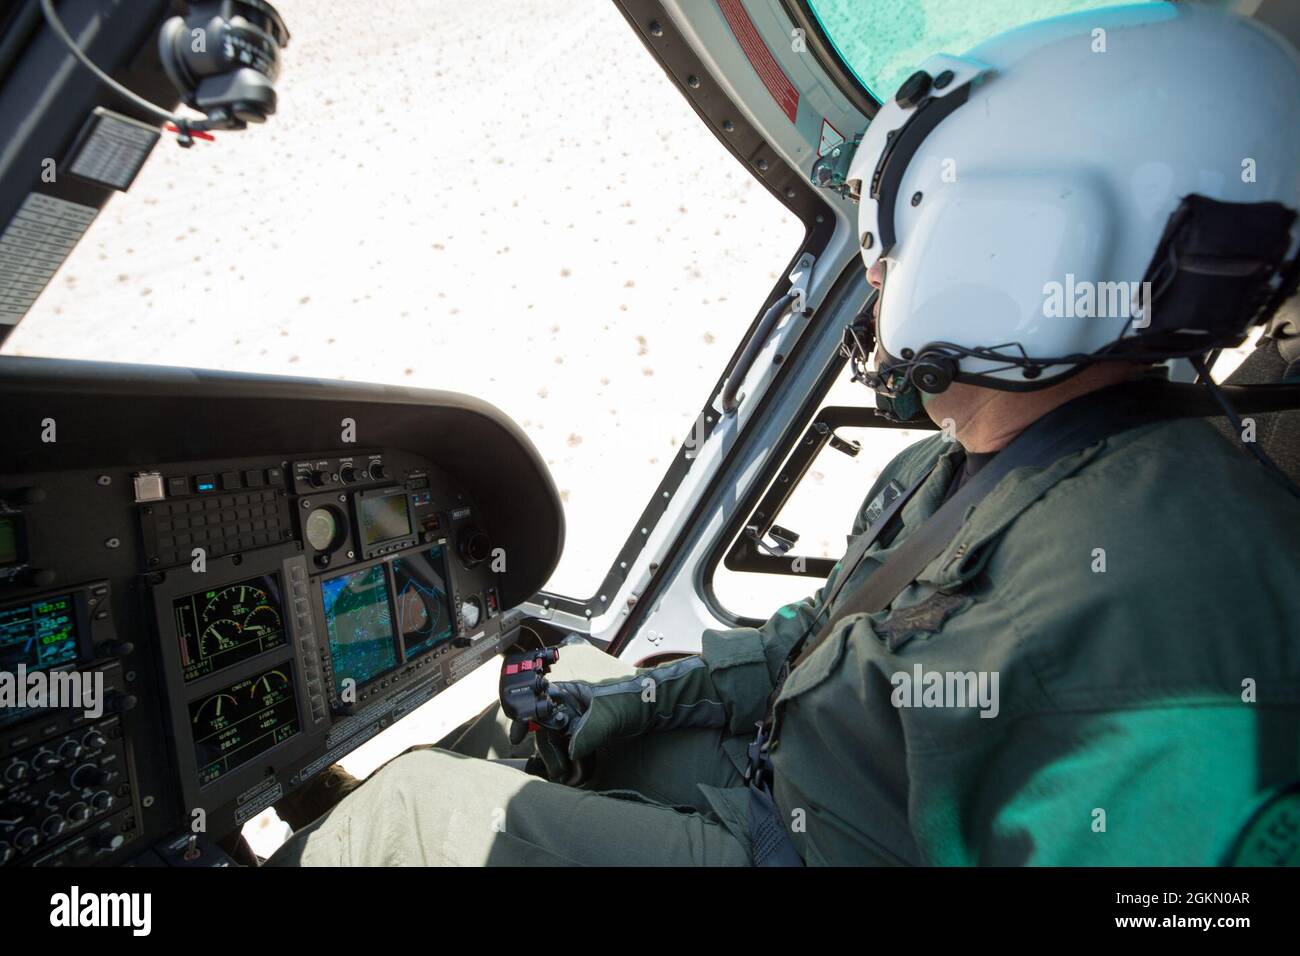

left=746, top=522, right=800, bottom=557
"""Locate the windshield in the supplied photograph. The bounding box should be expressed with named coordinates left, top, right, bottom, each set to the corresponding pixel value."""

left=1, top=0, right=805, bottom=599
left=806, top=0, right=1164, bottom=102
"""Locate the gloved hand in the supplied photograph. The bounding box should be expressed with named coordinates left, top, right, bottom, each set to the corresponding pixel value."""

left=506, top=697, right=581, bottom=784
left=504, top=679, right=595, bottom=783
left=509, top=656, right=728, bottom=782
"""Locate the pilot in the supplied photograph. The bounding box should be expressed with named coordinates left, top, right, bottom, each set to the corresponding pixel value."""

left=269, top=4, right=1300, bottom=866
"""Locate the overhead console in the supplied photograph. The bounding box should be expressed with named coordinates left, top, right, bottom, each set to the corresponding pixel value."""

left=0, top=357, right=563, bottom=866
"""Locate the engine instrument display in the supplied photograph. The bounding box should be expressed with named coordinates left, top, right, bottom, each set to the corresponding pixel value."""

left=190, top=667, right=300, bottom=786
left=0, top=593, right=78, bottom=672
left=321, top=564, right=397, bottom=695
left=391, top=546, right=454, bottom=657
left=173, top=574, right=287, bottom=683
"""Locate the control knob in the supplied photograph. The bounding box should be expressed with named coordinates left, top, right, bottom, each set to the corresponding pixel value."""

left=14, top=827, right=39, bottom=852
left=58, top=740, right=83, bottom=762
left=42, top=814, right=66, bottom=838
left=67, top=802, right=91, bottom=824
left=457, top=527, right=492, bottom=566
left=82, top=730, right=108, bottom=752
left=93, top=832, right=126, bottom=853
left=72, top=763, right=113, bottom=790
left=367, top=461, right=386, bottom=481
left=0, top=798, right=32, bottom=823
left=105, top=691, right=138, bottom=714
left=339, top=465, right=357, bottom=484
left=90, top=790, right=115, bottom=813
left=307, top=469, right=329, bottom=488
left=32, top=750, right=62, bottom=773
left=0, top=842, right=12, bottom=865
left=2, top=761, right=28, bottom=785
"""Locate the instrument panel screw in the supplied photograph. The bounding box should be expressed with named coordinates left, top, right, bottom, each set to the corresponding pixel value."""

left=911, top=191, right=923, bottom=206
left=722, top=120, right=735, bottom=132
left=105, top=538, right=120, bottom=549
left=96, top=475, right=111, bottom=486
left=648, top=20, right=663, bottom=37
left=687, top=75, right=701, bottom=89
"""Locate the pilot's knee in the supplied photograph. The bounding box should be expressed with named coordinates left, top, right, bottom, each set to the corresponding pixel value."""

left=367, top=748, right=452, bottom=796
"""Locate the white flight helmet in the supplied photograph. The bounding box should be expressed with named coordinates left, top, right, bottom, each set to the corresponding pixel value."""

left=840, top=2, right=1300, bottom=416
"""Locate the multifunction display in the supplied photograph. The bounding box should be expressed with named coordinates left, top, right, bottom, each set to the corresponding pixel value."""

left=354, top=485, right=416, bottom=558
left=320, top=564, right=398, bottom=696
left=392, top=546, right=455, bottom=657
left=190, top=667, right=300, bottom=786
left=173, top=574, right=287, bottom=683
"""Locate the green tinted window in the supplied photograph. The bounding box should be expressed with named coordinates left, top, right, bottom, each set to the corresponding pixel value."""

left=807, top=0, right=1163, bottom=102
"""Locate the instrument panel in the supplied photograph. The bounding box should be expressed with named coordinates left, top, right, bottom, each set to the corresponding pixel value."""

left=0, top=358, right=563, bottom=867
left=0, top=443, right=529, bottom=865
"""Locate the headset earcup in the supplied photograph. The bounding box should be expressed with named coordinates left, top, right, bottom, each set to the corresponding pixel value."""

left=909, top=354, right=957, bottom=393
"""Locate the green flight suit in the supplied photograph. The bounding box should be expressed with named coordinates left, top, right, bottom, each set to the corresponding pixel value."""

left=270, top=412, right=1300, bottom=866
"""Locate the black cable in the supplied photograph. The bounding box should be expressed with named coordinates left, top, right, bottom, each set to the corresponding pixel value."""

left=1190, top=355, right=1300, bottom=498
left=39, top=0, right=194, bottom=131
left=519, top=624, right=545, bottom=650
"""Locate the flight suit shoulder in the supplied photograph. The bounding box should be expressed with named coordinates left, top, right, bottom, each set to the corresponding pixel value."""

left=850, top=431, right=950, bottom=536
left=988, top=416, right=1300, bottom=710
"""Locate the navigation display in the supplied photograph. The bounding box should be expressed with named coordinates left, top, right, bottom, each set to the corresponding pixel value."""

left=190, top=667, right=300, bottom=786
left=0, top=594, right=78, bottom=672
left=391, top=546, right=455, bottom=657
left=173, top=574, right=287, bottom=683
left=321, top=564, right=398, bottom=695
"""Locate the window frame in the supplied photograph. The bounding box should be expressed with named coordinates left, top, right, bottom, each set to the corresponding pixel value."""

left=531, top=0, right=836, bottom=619
left=719, top=401, right=927, bottom=580
left=782, top=0, right=883, bottom=117
left=694, top=279, right=939, bottom=629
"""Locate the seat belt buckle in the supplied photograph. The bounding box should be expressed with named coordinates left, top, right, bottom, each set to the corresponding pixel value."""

left=743, top=722, right=774, bottom=791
